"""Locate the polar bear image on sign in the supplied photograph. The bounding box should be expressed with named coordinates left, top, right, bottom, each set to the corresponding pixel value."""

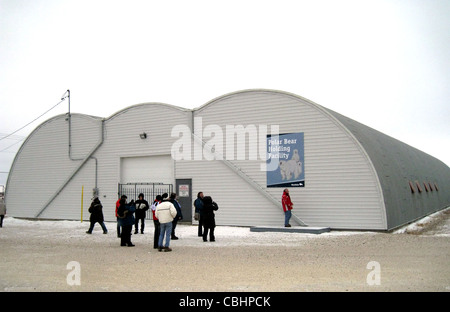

left=279, top=149, right=303, bottom=180
left=291, top=149, right=300, bottom=162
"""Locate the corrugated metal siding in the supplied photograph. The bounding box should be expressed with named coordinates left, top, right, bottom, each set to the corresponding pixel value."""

left=6, top=104, right=190, bottom=222
left=327, top=109, right=450, bottom=230
left=6, top=114, right=102, bottom=219
left=7, top=94, right=391, bottom=229
left=177, top=158, right=286, bottom=227
left=41, top=160, right=97, bottom=220
left=177, top=90, right=386, bottom=229
left=92, top=103, right=190, bottom=221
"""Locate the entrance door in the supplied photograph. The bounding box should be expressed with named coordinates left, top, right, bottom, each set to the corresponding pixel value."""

left=175, top=179, right=192, bottom=223
left=120, top=155, right=173, bottom=185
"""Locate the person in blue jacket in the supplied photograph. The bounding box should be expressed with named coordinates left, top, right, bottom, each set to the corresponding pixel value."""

left=194, top=192, right=204, bottom=237
left=117, top=198, right=136, bottom=247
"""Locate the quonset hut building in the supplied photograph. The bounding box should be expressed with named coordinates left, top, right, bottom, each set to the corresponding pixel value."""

left=5, top=90, right=450, bottom=230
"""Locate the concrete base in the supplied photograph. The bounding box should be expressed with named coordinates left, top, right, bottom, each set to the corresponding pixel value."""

left=250, top=226, right=331, bottom=234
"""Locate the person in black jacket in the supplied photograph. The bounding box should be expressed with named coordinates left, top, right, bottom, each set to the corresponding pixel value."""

left=86, top=197, right=108, bottom=234
left=169, top=193, right=183, bottom=240
left=134, top=193, right=149, bottom=234
left=117, top=198, right=136, bottom=247
left=202, top=196, right=218, bottom=242
left=194, top=192, right=204, bottom=237
left=0, top=197, right=6, bottom=228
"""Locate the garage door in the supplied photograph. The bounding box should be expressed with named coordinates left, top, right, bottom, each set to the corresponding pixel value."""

left=120, top=155, right=174, bottom=184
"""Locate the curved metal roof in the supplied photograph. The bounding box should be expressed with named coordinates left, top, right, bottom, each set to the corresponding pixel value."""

left=323, top=107, right=450, bottom=229
left=6, top=89, right=449, bottom=229
left=195, top=89, right=450, bottom=229
left=106, top=102, right=190, bottom=121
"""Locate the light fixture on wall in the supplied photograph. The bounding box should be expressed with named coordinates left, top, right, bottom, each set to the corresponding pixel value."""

left=139, top=132, right=147, bottom=139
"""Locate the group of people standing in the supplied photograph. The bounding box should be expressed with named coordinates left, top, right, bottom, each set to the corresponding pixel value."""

left=193, top=192, right=219, bottom=242
left=114, top=192, right=183, bottom=250
left=86, top=191, right=218, bottom=252
left=85, top=188, right=292, bottom=249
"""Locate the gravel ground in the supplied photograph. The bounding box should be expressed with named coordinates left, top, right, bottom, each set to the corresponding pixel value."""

left=0, top=209, right=449, bottom=292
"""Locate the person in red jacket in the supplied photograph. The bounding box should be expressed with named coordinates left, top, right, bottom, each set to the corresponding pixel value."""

left=116, top=195, right=127, bottom=238
left=282, top=189, right=293, bottom=227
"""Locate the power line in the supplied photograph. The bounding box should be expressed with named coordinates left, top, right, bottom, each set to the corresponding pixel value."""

left=0, top=133, right=25, bottom=141
left=0, top=98, right=66, bottom=142
left=0, top=138, right=25, bottom=153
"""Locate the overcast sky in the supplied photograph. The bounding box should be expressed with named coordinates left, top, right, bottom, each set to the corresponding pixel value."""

left=1, top=0, right=449, bottom=187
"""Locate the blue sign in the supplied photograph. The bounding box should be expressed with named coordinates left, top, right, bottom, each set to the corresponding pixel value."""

left=266, top=132, right=305, bottom=187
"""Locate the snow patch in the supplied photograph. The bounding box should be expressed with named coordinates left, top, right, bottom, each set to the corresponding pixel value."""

left=394, top=207, right=450, bottom=235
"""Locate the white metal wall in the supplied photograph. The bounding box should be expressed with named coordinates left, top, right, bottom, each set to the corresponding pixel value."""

left=176, top=90, right=387, bottom=229
left=93, top=103, right=189, bottom=221
left=6, top=114, right=102, bottom=220
left=6, top=93, right=387, bottom=229
left=6, top=104, right=190, bottom=222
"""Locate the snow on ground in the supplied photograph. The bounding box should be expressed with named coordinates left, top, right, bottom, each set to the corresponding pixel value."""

left=3, top=206, right=449, bottom=248
left=2, top=216, right=376, bottom=250
left=1, top=208, right=449, bottom=292
left=393, top=207, right=450, bottom=236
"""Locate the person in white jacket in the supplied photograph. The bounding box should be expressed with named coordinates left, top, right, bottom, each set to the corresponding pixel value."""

left=155, top=199, right=177, bottom=252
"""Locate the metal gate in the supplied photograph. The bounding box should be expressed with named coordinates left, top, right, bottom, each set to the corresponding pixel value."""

left=118, top=183, right=173, bottom=219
